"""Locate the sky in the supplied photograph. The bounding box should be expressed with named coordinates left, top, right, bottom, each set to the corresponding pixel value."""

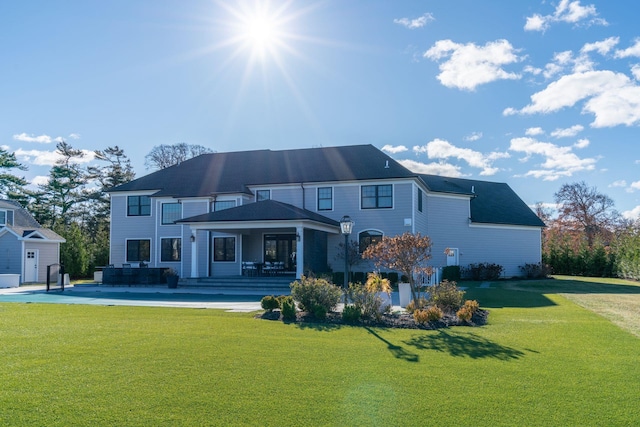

left=1, top=0, right=639, bottom=219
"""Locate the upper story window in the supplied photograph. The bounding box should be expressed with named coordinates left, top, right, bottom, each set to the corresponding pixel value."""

left=0, top=209, right=14, bottom=227
left=359, top=230, right=383, bottom=253
left=128, top=195, right=151, bottom=216
left=418, top=189, right=423, bottom=212
left=214, top=200, right=236, bottom=211
left=317, top=187, right=332, bottom=211
left=256, top=190, right=270, bottom=201
left=361, top=185, right=392, bottom=209
left=161, top=203, right=181, bottom=225
left=126, top=239, right=150, bottom=262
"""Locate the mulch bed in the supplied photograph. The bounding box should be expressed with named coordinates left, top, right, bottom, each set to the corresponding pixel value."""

left=257, top=308, right=489, bottom=329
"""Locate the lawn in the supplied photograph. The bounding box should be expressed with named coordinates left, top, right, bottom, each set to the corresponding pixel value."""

left=1, top=277, right=639, bottom=426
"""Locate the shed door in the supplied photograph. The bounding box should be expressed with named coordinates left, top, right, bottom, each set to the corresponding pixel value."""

left=446, top=248, right=459, bottom=266
left=25, top=249, right=38, bottom=282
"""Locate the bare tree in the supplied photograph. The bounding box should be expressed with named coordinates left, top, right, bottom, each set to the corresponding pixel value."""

left=144, top=143, right=213, bottom=170
left=554, top=181, right=619, bottom=248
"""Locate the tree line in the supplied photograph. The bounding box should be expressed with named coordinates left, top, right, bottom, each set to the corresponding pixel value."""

left=0, top=142, right=211, bottom=278
left=540, top=181, right=640, bottom=280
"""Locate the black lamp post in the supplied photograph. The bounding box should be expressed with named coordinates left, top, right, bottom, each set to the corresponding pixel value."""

left=339, top=215, right=354, bottom=290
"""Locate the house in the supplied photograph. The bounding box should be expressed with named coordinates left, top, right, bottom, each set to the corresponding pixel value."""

left=0, top=199, right=65, bottom=284
left=108, top=144, right=544, bottom=281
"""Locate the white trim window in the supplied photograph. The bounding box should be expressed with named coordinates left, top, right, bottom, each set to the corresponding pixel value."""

left=127, top=195, right=151, bottom=216
left=161, top=237, right=181, bottom=262
left=126, top=239, right=151, bottom=262
left=0, top=209, right=13, bottom=226
left=358, top=230, right=383, bottom=253
left=317, top=187, right=333, bottom=211
left=161, top=203, right=181, bottom=225
left=361, top=184, right=392, bottom=209
left=213, top=237, right=236, bottom=262
left=256, top=190, right=271, bottom=202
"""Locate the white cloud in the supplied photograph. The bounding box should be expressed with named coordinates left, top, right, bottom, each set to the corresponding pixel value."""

left=524, top=0, right=607, bottom=32
left=509, top=136, right=597, bottom=181
left=525, top=127, right=545, bottom=136
left=573, top=138, right=589, bottom=148
left=631, top=64, right=640, bottom=81
left=424, top=39, right=521, bottom=91
left=622, top=205, right=640, bottom=220
left=393, top=13, right=435, bottom=29
left=68, top=133, right=81, bottom=140
left=413, top=138, right=509, bottom=176
left=464, top=132, right=483, bottom=141
left=551, top=124, right=584, bottom=138
left=30, top=175, right=50, bottom=186
left=582, top=37, right=619, bottom=55
left=12, top=133, right=61, bottom=144
left=610, top=180, right=627, bottom=188
left=397, top=159, right=463, bottom=177
left=15, top=148, right=96, bottom=166
left=381, top=144, right=408, bottom=154
left=614, top=39, right=640, bottom=58
left=504, top=70, right=640, bottom=128
left=631, top=181, right=640, bottom=191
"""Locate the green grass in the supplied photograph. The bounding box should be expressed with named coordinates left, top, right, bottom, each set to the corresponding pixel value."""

left=1, top=278, right=640, bottom=426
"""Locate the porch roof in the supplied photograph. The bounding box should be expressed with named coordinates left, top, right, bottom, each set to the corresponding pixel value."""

left=177, top=200, right=340, bottom=228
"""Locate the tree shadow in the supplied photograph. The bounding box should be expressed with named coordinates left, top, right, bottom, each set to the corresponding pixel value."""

left=293, top=320, right=343, bottom=332
left=365, top=327, right=419, bottom=363
left=404, top=329, right=525, bottom=361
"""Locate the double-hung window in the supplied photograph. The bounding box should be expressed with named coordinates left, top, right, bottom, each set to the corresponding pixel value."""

left=256, top=190, right=270, bottom=201
left=317, top=187, right=332, bottom=211
left=128, top=195, right=151, bottom=216
left=0, top=209, right=13, bottom=226
left=213, top=200, right=236, bottom=211
left=161, top=203, right=181, bottom=224
left=361, top=185, right=392, bottom=209
left=359, top=230, right=383, bottom=253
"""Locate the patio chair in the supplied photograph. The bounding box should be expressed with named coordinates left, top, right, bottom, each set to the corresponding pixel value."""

left=242, top=262, right=257, bottom=277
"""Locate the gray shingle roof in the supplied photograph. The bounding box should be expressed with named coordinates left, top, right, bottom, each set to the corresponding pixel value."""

left=0, top=199, right=65, bottom=241
left=110, top=144, right=414, bottom=197
left=178, top=200, right=339, bottom=226
left=419, top=175, right=545, bottom=227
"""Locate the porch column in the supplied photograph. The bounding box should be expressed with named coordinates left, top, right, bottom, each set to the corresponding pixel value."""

left=296, top=226, right=304, bottom=279
left=190, top=231, right=198, bottom=278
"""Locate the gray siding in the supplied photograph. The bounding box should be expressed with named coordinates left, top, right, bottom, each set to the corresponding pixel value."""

left=0, top=233, right=22, bottom=275
left=425, top=194, right=541, bottom=277
left=110, top=194, right=156, bottom=267
left=26, top=241, right=60, bottom=282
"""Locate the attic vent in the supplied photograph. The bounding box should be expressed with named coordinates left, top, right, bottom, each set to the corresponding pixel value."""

left=384, top=160, right=389, bottom=169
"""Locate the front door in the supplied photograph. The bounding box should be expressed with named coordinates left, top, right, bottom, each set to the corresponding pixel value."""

left=25, top=249, right=38, bottom=282
left=264, top=234, right=296, bottom=271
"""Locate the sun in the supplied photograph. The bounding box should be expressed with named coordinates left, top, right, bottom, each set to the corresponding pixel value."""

left=225, top=0, right=293, bottom=63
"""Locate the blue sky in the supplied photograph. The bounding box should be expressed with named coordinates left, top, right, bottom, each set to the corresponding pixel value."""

left=1, top=0, right=639, bottom=218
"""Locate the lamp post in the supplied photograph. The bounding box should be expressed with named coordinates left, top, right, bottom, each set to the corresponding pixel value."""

left=339, top=215, right=354, bottom=290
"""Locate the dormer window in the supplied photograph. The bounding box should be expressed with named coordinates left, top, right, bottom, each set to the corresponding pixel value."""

left=0, top=209, right=14, bottom=227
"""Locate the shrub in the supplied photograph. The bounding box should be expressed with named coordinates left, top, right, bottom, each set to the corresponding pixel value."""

left=519, top=263, right=550, bottom=279
left=342, top=304, right=361, bottom=324
left=312, top=304, right=327, bottom=320
left=365, top=272, right=392, bottom=294
left=442, top=265, right=461, bottom=281
left=462, top=299, right=480, bottom=314
left=290, top=276, right=342, bottom=315
left=353, top=271, right=365, bottom=283
left=348, top=283, right=384, bottom=320
left=260, top=295, right=280, bottom=312
left=456, top=307, right=472, bottom=322
left=464, top=263, right=504, bottom=281
left=414, top=306, right=442, bottom=324
left=280, top=296, right=296, bottom=320
left=429, top=280, right=465, bottom=313
left=405, top=298, right=428, bottom=314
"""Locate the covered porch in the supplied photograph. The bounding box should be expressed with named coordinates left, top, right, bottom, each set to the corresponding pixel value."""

left=178, top=200, right=341, bottom=280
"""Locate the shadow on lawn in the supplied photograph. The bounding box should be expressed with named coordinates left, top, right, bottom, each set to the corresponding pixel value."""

left=365, top=327, right=419, bottom=363
left=404, top=330, right=525, bottom=361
